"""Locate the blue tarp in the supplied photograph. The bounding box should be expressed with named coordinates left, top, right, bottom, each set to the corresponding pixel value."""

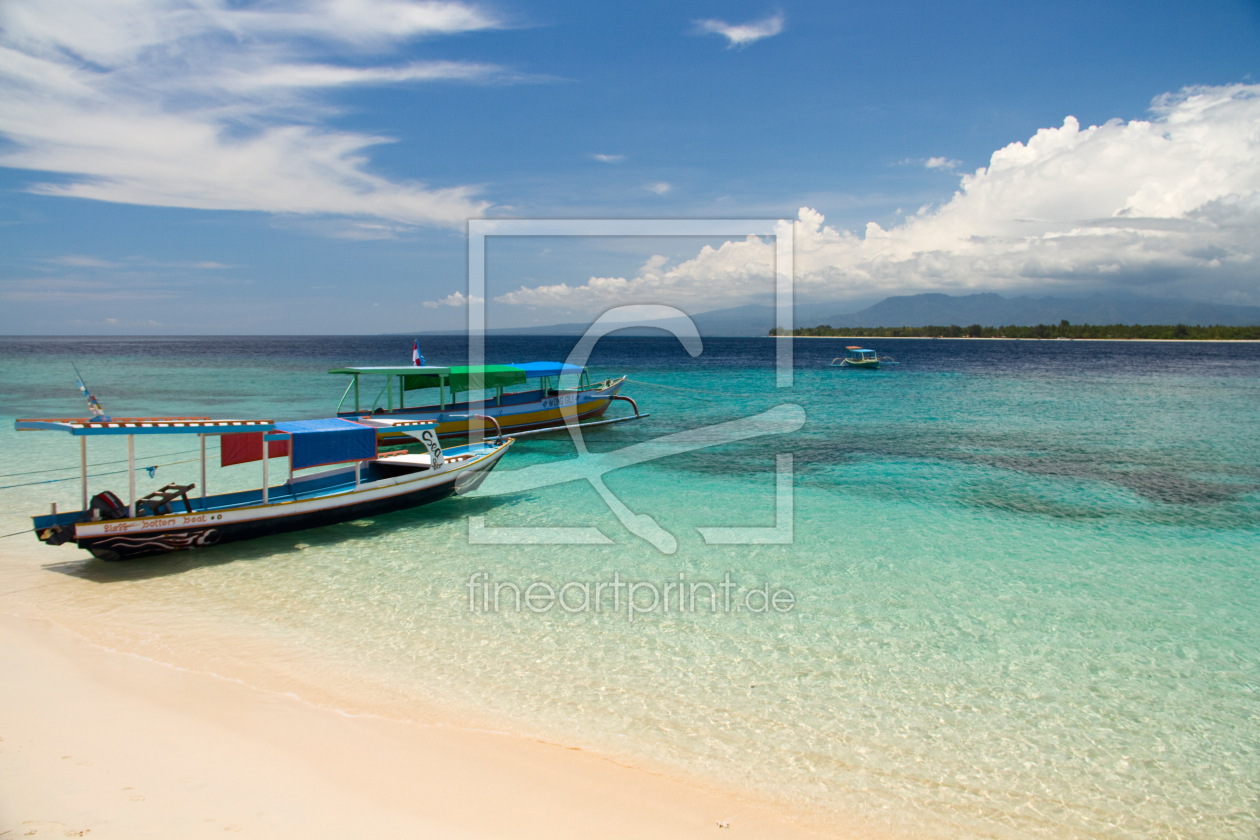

left=275, top=418, right=377, bottom=469
left=510, top=362, right=585, bottom=379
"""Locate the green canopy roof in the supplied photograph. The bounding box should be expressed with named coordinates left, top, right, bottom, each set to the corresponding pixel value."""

left=332, top=364, right=531, bottom=394
left=447, top=365, right=527, bottom=393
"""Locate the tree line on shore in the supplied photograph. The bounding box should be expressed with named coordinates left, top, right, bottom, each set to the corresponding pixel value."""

left=770, top=321, right=1260, bottom=340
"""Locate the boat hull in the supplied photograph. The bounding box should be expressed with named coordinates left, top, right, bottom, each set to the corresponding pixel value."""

left=344, top=378, right=624, bottom=441
left=59, top=444, right=510, bottom=561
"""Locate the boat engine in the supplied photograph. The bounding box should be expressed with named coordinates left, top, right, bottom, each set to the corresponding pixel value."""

left=89, top=490, right=128, bottom=521
left=40, top=490, right=129, bottom=546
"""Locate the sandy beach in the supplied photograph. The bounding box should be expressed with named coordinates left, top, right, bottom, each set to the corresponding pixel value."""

left=0, top=540, right=841, bottom=840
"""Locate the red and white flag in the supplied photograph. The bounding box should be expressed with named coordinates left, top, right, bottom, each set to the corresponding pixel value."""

left=412, top=340, right=423, bottom=366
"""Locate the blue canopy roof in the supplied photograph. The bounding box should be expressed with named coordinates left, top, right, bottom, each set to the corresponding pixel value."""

left=510, top=362, right=585, bottom=378
left=275, top=418, right=377, bottom=469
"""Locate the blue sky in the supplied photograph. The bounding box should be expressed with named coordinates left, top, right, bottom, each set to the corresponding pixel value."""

left=1, top=0, right=1257, bottom=333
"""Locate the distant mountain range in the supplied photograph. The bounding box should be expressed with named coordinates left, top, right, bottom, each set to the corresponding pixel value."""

left=422, top=293, right=1260, bottom=337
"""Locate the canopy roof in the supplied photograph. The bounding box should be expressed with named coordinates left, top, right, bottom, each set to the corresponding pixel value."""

left=509, top=362, right=585, bottom=378
left=447, top=365, right=527, bottom=392
left=15, top=417, right=275, bottom=436
left=275, top=418, right=377, bottom=469
left=331, top=361, right=584, bottom=393
left=329, top=366, right=451, bottom=376
left=221, top=418, right=378, bottom=468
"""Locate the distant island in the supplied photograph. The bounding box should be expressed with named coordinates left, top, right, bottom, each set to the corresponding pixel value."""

left=418, top=292, right=1260, bottom=338
left=771, top=321, right=1260, bottom=340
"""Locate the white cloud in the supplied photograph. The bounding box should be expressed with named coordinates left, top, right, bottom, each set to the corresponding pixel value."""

left=645, top=182, right=672, bottom=195
left=494, top=85, right=1260, bottom=312
left=41, top=255, right=233, bottom=270
left=493, top=247, right=772, bottom=310
left=0, top=0, right=508, bottom=228
left=423, top=290, right=484, bottom=308
left=46, top=255, right=118, bottom=268
left=590, top=153, right=625, bottom=163
left=216, top=60, right=516, bottom=92
left=925, top=156, right=961, bottom=170
left=0, top=276, right=184, bottom=302
left=695, top=13, right=785, bottom=48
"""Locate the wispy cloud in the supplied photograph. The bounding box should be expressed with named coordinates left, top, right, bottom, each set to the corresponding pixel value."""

left=895, top=156, right=963, bottom=170
left=695, top=12, right=784, bottom=48
left=0, top=0, right=518, bottom=228
left=590, top=153, right=625, bottom=163
left=39, top=255, right=233, bottom=270
left=46, top=255, right=118, bottom=268
left=215, top=60, right=523, bottom=92
left=0, top=276, right=184, bottom=303
left=423, top=290, right=484, bottom=308
left=645, top=181, right=672, bottom=195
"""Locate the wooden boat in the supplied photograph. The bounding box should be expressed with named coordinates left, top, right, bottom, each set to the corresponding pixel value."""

left=830, top=347, right=898, bottom=370
left=18, top=414, right=513, bottom=561
left=330, top=361, right=646, bottom=443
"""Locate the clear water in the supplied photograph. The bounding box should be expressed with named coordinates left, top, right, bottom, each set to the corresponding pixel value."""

left=1, top=336, right=1258, bottom=839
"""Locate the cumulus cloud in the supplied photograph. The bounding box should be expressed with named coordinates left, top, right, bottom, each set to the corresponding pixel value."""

left=493, top=248, right=773, bottom=310
left=423, top=290, right=484, bottom=308
left=695, top=12, right=785, bottom=48
left=645, top=182, right=672, bottom=195
left=0, top=0, right=510, bottom=227
left=590, top=153, right=625, bottom=163
left=496, top=84, right=1260, bottom=313
left=925, top=156, right=961, bottom=170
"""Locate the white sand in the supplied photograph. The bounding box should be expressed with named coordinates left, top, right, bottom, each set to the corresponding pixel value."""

left=0, top=538, right=849, bottom=840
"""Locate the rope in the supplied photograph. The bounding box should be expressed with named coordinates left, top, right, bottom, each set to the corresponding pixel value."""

left=0, top=529, right=34, bottom=539
left=0, top=456, right=205, bottom=490
left=0, top=444, right=220, bottom=478
left=624, top=378, right=762, bottom=401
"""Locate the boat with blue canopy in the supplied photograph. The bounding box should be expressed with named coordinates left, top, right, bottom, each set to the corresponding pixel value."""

left=17, top=412, right=513, bottom=561
left=330, top=359, right=645, bottom=443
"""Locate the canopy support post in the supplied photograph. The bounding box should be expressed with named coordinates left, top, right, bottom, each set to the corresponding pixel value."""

left=355, top=461, right=361, bottom=489
left=399, top=376, right=405, bottom=409
left=262, top=448, right=269, bottom=505
left=199, top=434, right=207, bottom=508
left=440, top=376, right=446, bottom=410
left=336, top=379, right=354, bottom=413
left=80, top=436, right=88, bottom=512
left=354, top=375, right=360, bottom=412
left=127, top=435, right=136, bottom=518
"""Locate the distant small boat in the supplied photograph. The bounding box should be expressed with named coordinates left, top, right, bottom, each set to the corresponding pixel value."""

left=830, top=347, right=898, bottom=370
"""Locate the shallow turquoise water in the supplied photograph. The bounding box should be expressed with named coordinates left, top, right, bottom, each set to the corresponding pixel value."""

left=1, top=336, right=1257, bottom=838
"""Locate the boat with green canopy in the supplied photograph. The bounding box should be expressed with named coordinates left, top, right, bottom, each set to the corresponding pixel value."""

left=330, top=361, right=644, bottom=443
left=829, top=347, right=899, bottom=370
